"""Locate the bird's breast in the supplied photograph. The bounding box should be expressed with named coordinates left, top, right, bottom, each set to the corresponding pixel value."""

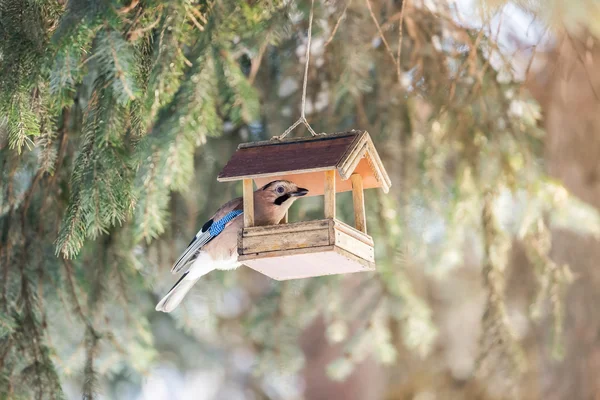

left=212, top=255, right=241, bottom=271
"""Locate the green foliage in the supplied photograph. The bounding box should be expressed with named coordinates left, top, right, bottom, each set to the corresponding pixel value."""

left=49, top=22, right=98, bottom=109
left=92, top=30, right=139, bottom=104
left=55, top=89, right=136, bottom=258
left=0, top=0, right=61, bottom=153
left=0, top=0, right=596, bottom=398
left=0, top=313, right=16, bottom=338
left=1, top=0, right=278, bottom=397
left=132, top=2, right=263, bottom=242
left=5, top=91, right=41, bottom=152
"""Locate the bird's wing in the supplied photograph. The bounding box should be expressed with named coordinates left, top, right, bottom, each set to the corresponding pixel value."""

left=211, top=197, right=243, bottom=221
left=170, top=197, right=243, bottom=273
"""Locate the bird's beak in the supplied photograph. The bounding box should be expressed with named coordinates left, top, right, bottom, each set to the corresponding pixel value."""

left=291, top=187, right=309, bottom=197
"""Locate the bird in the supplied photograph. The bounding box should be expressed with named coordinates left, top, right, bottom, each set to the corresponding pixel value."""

left=155, top=180, right=309, bottom=312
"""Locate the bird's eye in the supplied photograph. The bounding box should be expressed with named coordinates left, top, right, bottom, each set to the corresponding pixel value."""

left=276, top=186, right=285, bottom=194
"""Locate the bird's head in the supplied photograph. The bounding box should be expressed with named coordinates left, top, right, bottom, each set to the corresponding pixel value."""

left=259, top=180, right=309, bottom=206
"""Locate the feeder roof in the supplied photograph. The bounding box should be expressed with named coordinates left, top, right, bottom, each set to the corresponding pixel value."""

left=217, top=130, right=391, bottom=196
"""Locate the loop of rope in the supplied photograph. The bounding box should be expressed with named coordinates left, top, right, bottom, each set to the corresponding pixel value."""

left=272, top=0, right=323, bottom=141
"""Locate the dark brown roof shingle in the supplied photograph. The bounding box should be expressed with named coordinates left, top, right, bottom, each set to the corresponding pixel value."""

left=218, top=132, right=360, bottom=180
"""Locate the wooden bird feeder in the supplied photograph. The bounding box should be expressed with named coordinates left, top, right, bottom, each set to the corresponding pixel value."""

left=218, top=130, right=391, bottom=280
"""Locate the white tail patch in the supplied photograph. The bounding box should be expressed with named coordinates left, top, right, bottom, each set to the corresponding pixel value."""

left=156, top=254, right=216, bottom=312
left=155, top=275, right=199, bottom=313
left=156, top=252, right=240, bottom=313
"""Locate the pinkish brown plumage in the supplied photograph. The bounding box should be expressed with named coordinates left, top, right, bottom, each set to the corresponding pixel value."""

left=156, top=180, right=308, bottom=312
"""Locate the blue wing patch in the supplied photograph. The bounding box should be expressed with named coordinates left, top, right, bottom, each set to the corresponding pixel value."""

left=208, top=210, right=243, bottom=236
left=171, top=210, right=243, bottom=273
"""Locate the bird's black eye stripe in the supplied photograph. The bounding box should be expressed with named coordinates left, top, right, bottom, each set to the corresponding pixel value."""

left=274, top=194, right=290, bottom=205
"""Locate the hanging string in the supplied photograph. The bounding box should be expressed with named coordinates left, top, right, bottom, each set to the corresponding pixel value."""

left=272, top=0, right=321, bottom=140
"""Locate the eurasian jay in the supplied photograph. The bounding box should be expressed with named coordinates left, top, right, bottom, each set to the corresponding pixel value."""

left=156, top=180, right=308, bottom=312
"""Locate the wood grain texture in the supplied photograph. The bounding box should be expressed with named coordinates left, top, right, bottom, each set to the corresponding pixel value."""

left=242, top=249, right=374, bottom=281
left=351, top=174, right=367, bottom=233
left=243, top=179, right=254, bottom=227
left=324, top=170, right=336, bottom=219
left=332, top=219, right=374, bottom=261
left=333, top=220, right=374, bottom=246
left=251, top=159, right=379, bottom=197
left=334, top=230, right=374, bottom=262
left=364, top=134, right=392, bottom=192
left=337, top=132, right=368, bottom=179
left=236, top=131, right=359, bottom=149
left=239, top=245, right=335, bottom=260
left=217, top=130, right=391, bottom=195
left=219, top=132, right=358, bottom=180
left=242, top=219, right=329, bottom=236
left=238, top=218, right=376, bottom=280
left=240, top=221, right=330, bottom=253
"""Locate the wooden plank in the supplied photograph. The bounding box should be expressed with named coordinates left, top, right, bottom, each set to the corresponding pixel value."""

left=238, top=219, right=375, bottom=280
left=334, top=229, right=375, bottom=262
left=241, top=218, right=371, bottom=244
left=237, top=230, right=244, bottom=257
left=337, top=134, right=368, bottom=179
left=328, top=217, right=335, bottom=246
left=341, top=142, right=368, bottom=180
left=237, top=131, right=359, bottom=149
left=240, top=222, right=330, bottom=254
left=333, top=246, right=376, bottom=270
left=324, top=170, right=336, bottom=219
left=242, top=249, right=374, bottom=280
left=365, top=135, right=392, bottom=193
left=240, top=244, right=375, bottom=269
left=333, top=220, right=374, bottom=246
left=243, top=179, right=254, bottom=228
left=237, top=218, right=376, bottom=280
left=221, top=166, right=334, bottom=184
left=218, top=130, right=391, bottom=195
left=251, top=159, right=382, bottom=197
left=239, top=245, right=335, bottom=261
left=218, top=133, right=358, bottom=180
left=242, top=219, right=329, bottom=236
left=351, top=174, right=367, bottom=234
left=335, top=131, right=391, bottom=193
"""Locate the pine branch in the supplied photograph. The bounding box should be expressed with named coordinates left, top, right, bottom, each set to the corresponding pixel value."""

left=133, top=12, right=218, bottom=241
left=7, top=92, right=40, bottom=153
left=62, top=260, right=87, bottom=323
left=216, top=49, right=260, bottom=125
left=476, top=191, right=526, bottom=384
left=55, top=87, right=135, bottom=258
left=94, top=29, right=138, bottom=104
left=17, top=274, right=65, bottom=400
left=82, top=325, right=99, bottom=400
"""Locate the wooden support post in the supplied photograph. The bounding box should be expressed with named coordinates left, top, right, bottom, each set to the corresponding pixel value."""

left=243, top=179, right=254, bottom=227
left=351, top=174, right=367, bottom=234
left=324, top=170, right=336, bottom=219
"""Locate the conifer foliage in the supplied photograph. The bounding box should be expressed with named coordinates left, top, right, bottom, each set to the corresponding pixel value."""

left=0, top=0, right=272, bottom=397
left=0, top=0, right=595, bottom=398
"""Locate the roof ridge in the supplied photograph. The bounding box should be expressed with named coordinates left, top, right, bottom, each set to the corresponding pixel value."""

left=237, top=130, right=363, bottom=150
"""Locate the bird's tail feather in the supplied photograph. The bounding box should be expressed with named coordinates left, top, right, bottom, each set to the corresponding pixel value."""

left=156, top=261, right=215, bottom=312
left=156, top=272, right=199, bottom=313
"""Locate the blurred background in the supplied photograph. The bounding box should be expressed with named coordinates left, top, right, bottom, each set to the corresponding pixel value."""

left=2, top=0, right=600, bottom=399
